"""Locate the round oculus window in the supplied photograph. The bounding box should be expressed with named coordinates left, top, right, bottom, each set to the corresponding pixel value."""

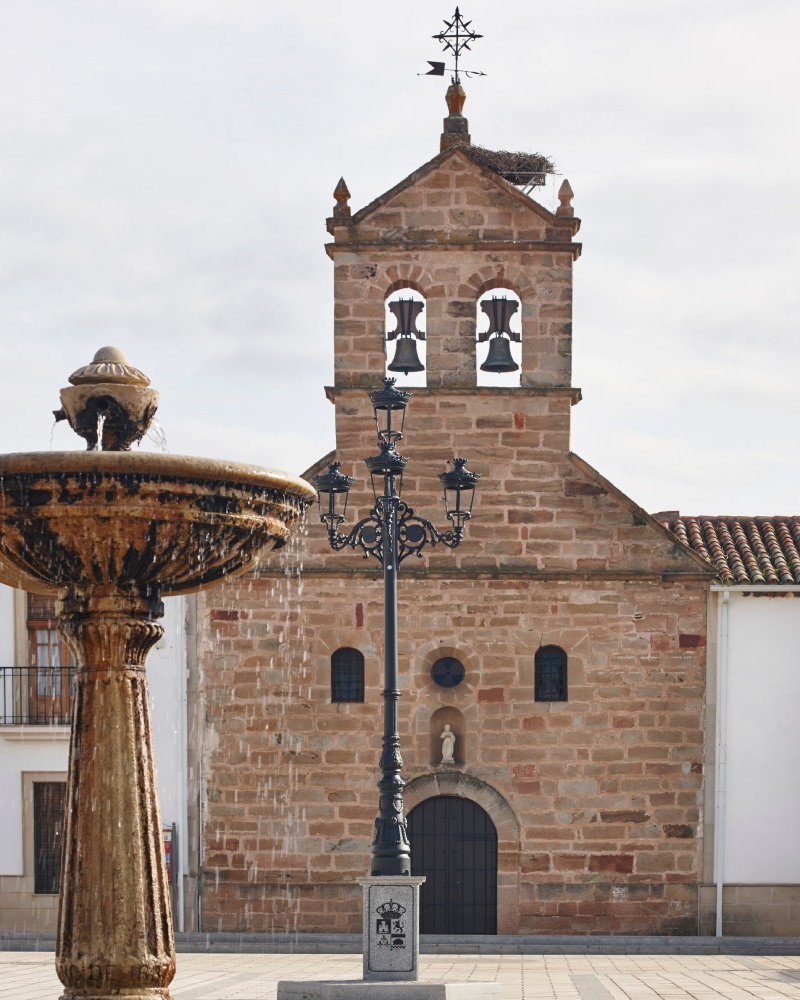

left=431, top=656, right=465, bottom=688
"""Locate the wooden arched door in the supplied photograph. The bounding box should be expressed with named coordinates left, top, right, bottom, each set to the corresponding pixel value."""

left=408, top=795, right=497, bottom=935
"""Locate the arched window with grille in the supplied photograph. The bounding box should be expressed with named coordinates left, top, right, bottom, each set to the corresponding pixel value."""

left=331, top=647, right=365, bottom=703
left=534, top=645, right=567, bottom=702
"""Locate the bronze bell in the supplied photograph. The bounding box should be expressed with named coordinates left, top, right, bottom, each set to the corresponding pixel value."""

left=480, top=335, right=519, bottom=373
left=388, top=337, right=425, bottom=375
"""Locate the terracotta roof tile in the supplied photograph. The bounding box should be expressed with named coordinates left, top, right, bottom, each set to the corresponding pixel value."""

left=659, top=515, right=800, bottom=585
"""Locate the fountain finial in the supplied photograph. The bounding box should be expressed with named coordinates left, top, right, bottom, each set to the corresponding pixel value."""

left=55, top=346, right=159, bottom=451
left=68, top=346, right=151, bottom=387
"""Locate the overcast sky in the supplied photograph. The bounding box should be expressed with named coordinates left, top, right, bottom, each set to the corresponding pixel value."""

left=1, top=0, right=798, bottom=516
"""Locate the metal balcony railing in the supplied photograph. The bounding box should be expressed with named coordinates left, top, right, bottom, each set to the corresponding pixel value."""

left=0, top=666, right=75, bottom=725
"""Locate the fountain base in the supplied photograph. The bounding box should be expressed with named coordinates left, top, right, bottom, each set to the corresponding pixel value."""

left=277, top=982, right=501, bottom=999
left=60, top=993, right=171, bottom=1000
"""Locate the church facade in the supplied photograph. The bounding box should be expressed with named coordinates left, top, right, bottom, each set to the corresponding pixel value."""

left=193, top=90, right=716, bottom=936
left=3, top=89, right=800, bottom=940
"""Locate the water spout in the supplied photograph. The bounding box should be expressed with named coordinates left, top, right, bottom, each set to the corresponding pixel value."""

left=57, top=346, right=159, bottom=451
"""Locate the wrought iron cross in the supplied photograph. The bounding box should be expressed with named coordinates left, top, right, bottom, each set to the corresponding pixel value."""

left=432, top=7, right=483, bottom=83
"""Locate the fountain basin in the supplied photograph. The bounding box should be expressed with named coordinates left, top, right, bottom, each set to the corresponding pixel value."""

left=0, top=346, right=317, bottom=1000
left=0, top=450, right=315, bottom=596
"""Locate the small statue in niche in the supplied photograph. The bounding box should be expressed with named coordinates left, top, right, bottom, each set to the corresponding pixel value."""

left=440, top=724, right=456, bottom=764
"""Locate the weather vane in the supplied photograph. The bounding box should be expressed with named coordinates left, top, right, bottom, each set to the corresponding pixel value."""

left=422, top=7, right=486, bottom=82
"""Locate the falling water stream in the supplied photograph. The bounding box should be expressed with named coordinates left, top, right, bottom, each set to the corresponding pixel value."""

left=146, top=418, right=169, bottom=453
left=198, top=501, right=311, bottom=937
left=93, top=413, right=106, bottom=452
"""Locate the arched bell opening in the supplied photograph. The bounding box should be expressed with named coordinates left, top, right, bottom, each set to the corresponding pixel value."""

left=475, top=287, right=522, bottom=387
left=385, top=287, right=427, bottom=388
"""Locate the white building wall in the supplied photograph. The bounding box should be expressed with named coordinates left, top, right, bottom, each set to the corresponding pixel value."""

left=0, top=739, right=68, bottom=876
left=722, top=590, right=800, bottom=882
left=148, top=595, right=188, bottom=836
left=0, top=585, right=187, bottom=892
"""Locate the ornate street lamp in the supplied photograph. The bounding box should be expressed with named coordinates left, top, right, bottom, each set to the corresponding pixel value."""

left=313, top=377, right=479, bottom=877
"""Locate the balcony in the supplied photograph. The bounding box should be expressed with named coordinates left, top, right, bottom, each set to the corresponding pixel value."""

left=1, top=666, right=75, bottom=727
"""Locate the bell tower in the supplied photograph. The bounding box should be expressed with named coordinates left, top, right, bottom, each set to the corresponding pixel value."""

left=326, top=104, right=580, bottom=393
left=324, top=78, right=582, bottom=494
left=321, top=79, right=584, bottom=564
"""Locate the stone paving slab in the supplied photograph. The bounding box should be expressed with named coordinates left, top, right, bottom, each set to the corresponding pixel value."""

left=3, top=952, right=800, bottom=1000
left=6, top=934, right=800, bottom=955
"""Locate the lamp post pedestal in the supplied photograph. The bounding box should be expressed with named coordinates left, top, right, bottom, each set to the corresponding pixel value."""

left=277, top=874, right=503, bottom=996
left=277, top=874, right=500, bottom=999
left=358, top=875, right=425, bottom=982
left=278, top=978, right=501, bottom=999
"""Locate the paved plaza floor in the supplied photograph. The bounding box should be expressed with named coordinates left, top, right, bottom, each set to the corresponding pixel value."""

left=3, top=951, right=800, bottom=1000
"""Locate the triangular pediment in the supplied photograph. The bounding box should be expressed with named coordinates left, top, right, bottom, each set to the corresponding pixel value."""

left=355, top=148, right=556, bottom=224
left=337, top=147, right=568, bottom=247
left=295, top=444, right=714, bottom=580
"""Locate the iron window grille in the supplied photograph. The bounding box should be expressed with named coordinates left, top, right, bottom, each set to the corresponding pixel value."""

left=431, top=656, right=465, bottom=688
left=0, top=666, right=75, bottom=725
left=534, top=645, right=568, bottom=702
left=331, top=647, right=365, bottom=703
left=33, top=781, right=66, bottom=894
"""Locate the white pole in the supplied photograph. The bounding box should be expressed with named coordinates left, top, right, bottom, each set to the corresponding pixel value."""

left=176, top=595, right=187, bottom=933
left=714, top=589, right=730, bottom=937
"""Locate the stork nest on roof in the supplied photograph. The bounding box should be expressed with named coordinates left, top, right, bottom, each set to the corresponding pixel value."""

left=468, top=146, right=555, bottom=187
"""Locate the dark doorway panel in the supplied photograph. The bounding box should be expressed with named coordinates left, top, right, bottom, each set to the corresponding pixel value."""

left=408, top=795, right=497, bottom=935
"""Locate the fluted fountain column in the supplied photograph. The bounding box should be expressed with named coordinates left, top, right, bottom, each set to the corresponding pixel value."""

left=55, top=591, right=175, bottom=1000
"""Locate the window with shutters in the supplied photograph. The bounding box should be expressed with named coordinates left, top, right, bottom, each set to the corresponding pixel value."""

left=26, top=594, right=75, bottom=724
left=331, top=647, right=365, bottom=703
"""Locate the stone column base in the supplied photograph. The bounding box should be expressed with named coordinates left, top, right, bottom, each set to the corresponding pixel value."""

left=60, top=992, right=170, bottom=1000
left=277, top=982, right=501, bottom=999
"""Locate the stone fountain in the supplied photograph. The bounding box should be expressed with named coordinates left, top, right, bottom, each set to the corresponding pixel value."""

left=0, top=347, right=315, bottom=1000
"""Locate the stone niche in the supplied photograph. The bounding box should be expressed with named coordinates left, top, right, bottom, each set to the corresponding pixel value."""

left=429, top=706, right=465, bottom=767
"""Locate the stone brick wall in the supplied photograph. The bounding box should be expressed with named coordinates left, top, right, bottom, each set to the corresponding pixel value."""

left=195, top=387, right=710, bottom=935
left=194, top=145, right=711, bottom=936
left=198, top=566, right=707, bottom=935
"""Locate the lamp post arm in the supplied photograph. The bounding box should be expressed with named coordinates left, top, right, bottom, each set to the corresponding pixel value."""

left=395, top=500, right=465, bottom=565
left=326, top=501, right=466, bottom=567
left=326, top=511, right=384, bottom=563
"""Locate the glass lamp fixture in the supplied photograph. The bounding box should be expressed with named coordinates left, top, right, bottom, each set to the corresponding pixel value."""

left=365, top=445, right=408, bottom=500
left=312, top=461, right=354, bottom=527
left=439, top=457, right=480, bottom=528
left=369, top=377, right=411, bottom=448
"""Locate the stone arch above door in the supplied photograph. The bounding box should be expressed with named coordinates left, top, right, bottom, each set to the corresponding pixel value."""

left=404, top=771, right=521, bottom=934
